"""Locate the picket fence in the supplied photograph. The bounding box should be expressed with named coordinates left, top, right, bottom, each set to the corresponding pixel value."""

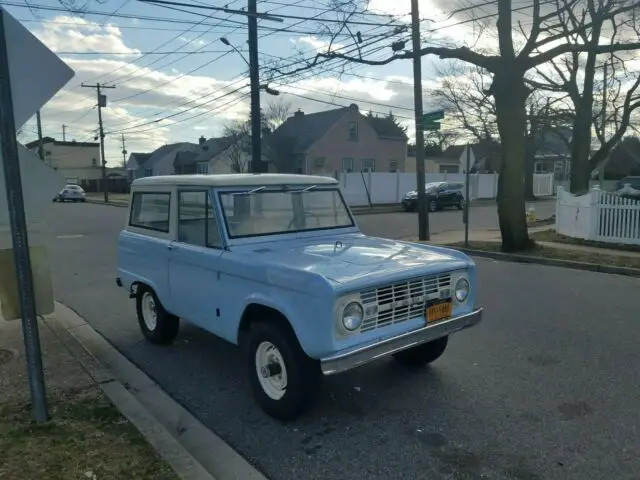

left=555, top=186, right=640, bottom=245
left=338, top=171, right=555, bottom=207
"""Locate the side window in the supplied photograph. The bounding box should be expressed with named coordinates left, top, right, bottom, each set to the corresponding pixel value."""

left=177, top=191, right=222, bottom=248
left=362, top=158, right=375, bottom=172
left=129, top=192, right=171, bottom=232
left=348, top=121, right=358, bottom=140
left=342, top=158, right=353, bottom=172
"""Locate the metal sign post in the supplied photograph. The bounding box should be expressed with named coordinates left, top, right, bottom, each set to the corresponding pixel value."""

left=0, top=9, right=48, bottom=422
left=463, top=144, right=471, bottom=247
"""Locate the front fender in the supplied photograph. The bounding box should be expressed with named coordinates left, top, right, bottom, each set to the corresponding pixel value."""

left=239, top=292, right=333, bottom=359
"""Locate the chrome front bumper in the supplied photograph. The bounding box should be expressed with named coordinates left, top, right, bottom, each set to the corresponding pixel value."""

left=320, top=307, right=483, bottom=375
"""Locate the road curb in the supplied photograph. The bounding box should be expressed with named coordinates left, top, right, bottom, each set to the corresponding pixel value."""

left=86, top=199, right=128, bottom=208
left=51, top=302, right=268, bottom=480
left=452, top=247, right=640, bottom=277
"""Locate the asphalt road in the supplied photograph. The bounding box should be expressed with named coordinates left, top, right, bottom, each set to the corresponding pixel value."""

left=30, top=202, right=639, bottom=480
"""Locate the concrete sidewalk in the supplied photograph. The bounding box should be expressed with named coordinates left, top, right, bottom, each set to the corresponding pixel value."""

left=0, top=305, right=266, bottom=480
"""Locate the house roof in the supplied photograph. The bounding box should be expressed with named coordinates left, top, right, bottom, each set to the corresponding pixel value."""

left=144, top=142, right=198, bottom=169
left=24, top=136, right=99, bottom=149
left=274, top=108, right=349, bottom=153
left=132, top=173, right=338, bottom=187
left=126, top=152, right=153, bottom=170
left=172, top=136, right=240, bottom=168
left=173, top=150, right=199, bottom=168
left=272, top=105, right=407, bottom=154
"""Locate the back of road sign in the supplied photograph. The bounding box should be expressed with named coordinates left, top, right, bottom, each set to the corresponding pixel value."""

left=1, top=8, right=74, bottom=129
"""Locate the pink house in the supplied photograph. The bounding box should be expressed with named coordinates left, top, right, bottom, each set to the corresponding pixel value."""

left=265, top=103, right=408, bottom=175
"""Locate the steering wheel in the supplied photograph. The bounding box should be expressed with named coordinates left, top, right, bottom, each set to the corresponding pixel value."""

left=288, top=211, right=321, bottom=230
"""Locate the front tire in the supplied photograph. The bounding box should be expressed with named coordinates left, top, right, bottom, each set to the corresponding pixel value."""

left=393, top=336, right=448, bottom=367
left=246, top=322, right=319, bottom=421
left=136, top=286, right=179, bottom=345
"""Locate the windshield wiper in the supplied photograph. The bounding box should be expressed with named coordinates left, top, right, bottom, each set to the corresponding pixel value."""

left=233, top=186, right=265, bottom=195
left=288, top=185, right=317, bottom=194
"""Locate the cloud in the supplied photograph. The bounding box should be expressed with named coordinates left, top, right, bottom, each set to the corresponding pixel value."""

left=18, top=13, right=455, bottom=165
left=296, top=36, right=345, bottom=53
left=32, top=16, right=140, bottom=56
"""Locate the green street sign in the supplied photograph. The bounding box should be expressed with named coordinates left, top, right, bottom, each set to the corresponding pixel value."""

left=421, top=110, right=444, bottom=123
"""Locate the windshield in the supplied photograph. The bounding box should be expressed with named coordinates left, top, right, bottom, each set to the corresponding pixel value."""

left=219, top=187, right=354, bottom=238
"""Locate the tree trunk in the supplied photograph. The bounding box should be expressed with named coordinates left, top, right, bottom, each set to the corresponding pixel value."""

left=524, top=138, right=536, bottom=201
left=491, top=71, right=533, bottom=252
left=569, top=106, right=592, bottom=194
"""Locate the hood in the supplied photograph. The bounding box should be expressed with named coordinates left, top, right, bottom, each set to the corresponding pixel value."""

left=239, top=233, right=469, bottom=288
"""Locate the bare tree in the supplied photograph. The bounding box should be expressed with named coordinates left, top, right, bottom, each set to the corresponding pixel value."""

left=223, top=97, right=294, bottom=173
left=222, top=120, right=250, bottom=173
left=432, top=62, right=570, bottom=200
left=283, top=0, right=640, bottom=251
left=262, top=98, right=292, bottom=132
left=527, top=1, right=640, bottom=193
left=424, top=130, right=460, bottom=153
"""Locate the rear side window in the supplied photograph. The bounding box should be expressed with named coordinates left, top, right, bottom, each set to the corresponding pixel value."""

left=129, top=192, right=171, bottom=232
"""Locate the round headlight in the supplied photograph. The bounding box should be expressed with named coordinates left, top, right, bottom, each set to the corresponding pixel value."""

left=342, top=302, right=364, bottom=331
left=455, top=278, right=470, bottom=302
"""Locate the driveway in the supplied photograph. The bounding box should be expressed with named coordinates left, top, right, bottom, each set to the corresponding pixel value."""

left=31, top=203, right=640, bottom=480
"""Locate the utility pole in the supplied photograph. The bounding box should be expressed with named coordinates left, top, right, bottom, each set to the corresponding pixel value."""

left=82, top=82, right=115, bottom=202
left=411, top=0, right=429, bottom=241
left=599, top=61, right=608, bottom=185
left=121, top=133, right=127, bottom=169
left=62, top=124, right=67, bottom=141
left=0, top=10, right=49, bottom=423
left=464, top=144, right=471, bottom=247
left=248, top=0, right=265, bottom=173
left=35, top=110, right=44, bottom=161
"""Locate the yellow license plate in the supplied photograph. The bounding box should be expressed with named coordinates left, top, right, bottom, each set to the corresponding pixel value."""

left=426, top=302, right=452, bottom=323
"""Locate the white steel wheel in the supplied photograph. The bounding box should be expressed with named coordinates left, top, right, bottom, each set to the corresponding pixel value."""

left=255, top=341, right=288, bottom=401
left=141, top=291, right=158, bottom=331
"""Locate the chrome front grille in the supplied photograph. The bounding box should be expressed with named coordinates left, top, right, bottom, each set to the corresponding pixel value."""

left=359, top=273, right=452, bottom=332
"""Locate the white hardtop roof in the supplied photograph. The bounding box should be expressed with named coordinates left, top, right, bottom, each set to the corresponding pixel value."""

left=132, top=173, right=339, bottom=188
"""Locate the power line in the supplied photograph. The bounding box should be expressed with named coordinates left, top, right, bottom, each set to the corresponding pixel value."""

left=102, top=3, right=396, bottom=124
left=54, top=49, right=230, bottom=55
left=95, top=0, right=244, bottom=86
left=137, top=0, right=407, bottom=27
left=13, top=16, right=387, bottom=36
left=105, top=23, right=397, bottom=129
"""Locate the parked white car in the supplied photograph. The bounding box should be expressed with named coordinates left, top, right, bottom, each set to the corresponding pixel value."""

left=52, top=184, right=86, bottom=202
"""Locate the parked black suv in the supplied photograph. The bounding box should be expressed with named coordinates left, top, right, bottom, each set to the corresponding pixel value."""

left=401, top=181, right=465, bottom=212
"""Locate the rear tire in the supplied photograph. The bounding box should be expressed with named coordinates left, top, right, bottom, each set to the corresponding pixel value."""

left=136, top=285, right=179, bottom=345
left=246, top=321, right=319, bottom=421
left=393, top=336, right=448, bottom=367
left=428, top=200, right=438, bottom=212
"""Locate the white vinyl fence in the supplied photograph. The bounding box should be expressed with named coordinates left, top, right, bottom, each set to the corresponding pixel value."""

left=555, top=186, right=640, bottom=245
left=338, top=172, right=555, bottom=207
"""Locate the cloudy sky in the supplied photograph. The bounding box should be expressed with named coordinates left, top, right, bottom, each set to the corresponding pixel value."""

left=2, top=0, right=504, bottom=166
left=4, top=0, right=598, bottom=166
